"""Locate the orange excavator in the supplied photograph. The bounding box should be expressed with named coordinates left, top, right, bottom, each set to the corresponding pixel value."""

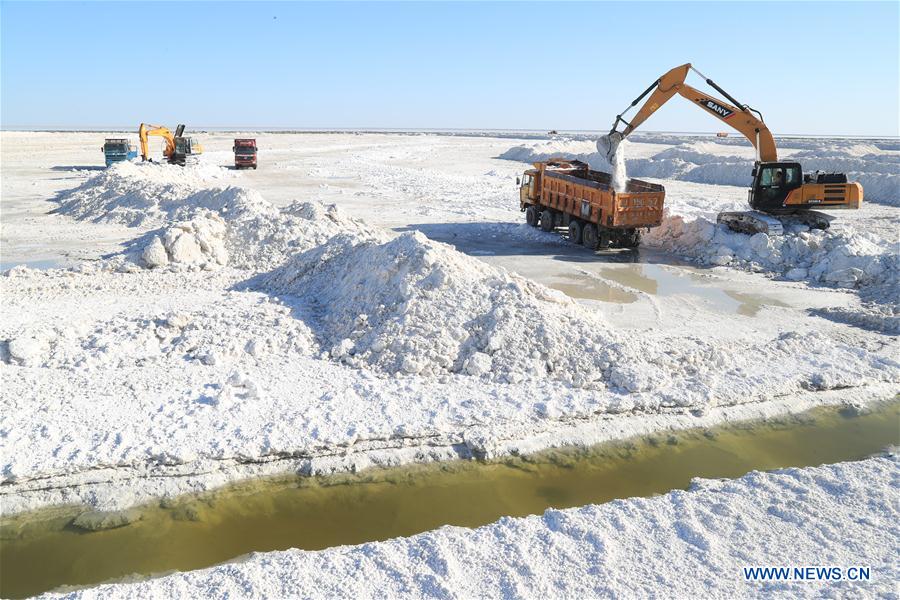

left=138, top=123, right=203, bottom=166
left=604, top=64, right=863, bottom=235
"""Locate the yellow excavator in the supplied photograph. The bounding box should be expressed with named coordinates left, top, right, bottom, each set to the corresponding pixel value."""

left=604, top=64, right=862, bottom=235
left=138, top=123, right=203, bottom=166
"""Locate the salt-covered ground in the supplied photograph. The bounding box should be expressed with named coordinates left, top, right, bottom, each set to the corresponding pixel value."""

left=45, top=455, right=900, bottom=599
left=1, top=131, right=898, bottom=516
left=1, top=131, right=898, bottom=598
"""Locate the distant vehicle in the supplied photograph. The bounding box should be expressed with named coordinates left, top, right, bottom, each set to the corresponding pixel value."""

left=102, top=138, right=137, bottom=167
left=138, top=123, right=204, bottom=166
left=548, top=130, right=559, bottom=135
left=233, top=139, right=258, bottom=169
left=716, top=132, right=729, bottom=137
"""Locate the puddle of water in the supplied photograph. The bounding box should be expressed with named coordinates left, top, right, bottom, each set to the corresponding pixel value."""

left=2, top=401, right=897, bottom=599
left=596, top=263, right=789, bottom=315
left=549, top=274, right=638, bottom=304
left=725, top=290, right=790, bottom=317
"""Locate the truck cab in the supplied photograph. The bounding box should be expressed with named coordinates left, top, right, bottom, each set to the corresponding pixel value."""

left=102, top=138, right=137, bottom=167
left=233, top=139, right=258, bottom=169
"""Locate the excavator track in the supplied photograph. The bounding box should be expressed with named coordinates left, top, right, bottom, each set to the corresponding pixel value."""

left=717, top=211, right=784, bottom=236
left=780, top=210, right=835, bottom=231
left=717, top=210, right=836, bottom=236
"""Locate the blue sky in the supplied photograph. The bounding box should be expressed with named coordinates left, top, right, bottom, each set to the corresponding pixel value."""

left=2, top=1, right=898, bottom=135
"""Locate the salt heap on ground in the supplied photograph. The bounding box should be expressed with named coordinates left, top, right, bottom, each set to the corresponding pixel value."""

left=258, top=231, right=625, bottom=386
left=54, top=161, right=370, bottom=271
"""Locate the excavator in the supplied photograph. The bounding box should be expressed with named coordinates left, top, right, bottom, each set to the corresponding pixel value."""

left=138, top=123, right=204, bottom=166
left=604, top=64, right=862, bottom=235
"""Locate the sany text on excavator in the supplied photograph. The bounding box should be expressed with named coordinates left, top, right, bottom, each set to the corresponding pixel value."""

left=138, top=123, right=204, bottom=166
left=604, top=64, right=863, bottom=235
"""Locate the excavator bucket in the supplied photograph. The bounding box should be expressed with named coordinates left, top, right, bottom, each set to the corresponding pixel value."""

left=175, top=124, right=186, bottom=137
left=597, top=133, right=623, bottom=163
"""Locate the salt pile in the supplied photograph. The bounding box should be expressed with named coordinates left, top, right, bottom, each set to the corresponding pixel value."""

left=643, top=215, right=898, bottom=289
left=258, top=231, right=625, bottom=386
left=54, top=161, right=370, bottom=271
left=54, top=162, right=242, bottom=226
left=141, top=212, right=229, bottom=269
left=3, top=301, right=318, bottom=371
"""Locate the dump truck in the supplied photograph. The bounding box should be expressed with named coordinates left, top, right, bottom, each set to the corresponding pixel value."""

left=233, top=139, right=258, bottom=169
left=101, top=138, right=137, bottom=167
left=519, top=159, right=665, bottom=249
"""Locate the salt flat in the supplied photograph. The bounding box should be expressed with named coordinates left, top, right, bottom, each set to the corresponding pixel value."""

left=1, top=130, right=897, bottom=598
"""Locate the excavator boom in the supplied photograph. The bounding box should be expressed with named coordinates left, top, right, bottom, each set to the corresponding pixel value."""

left=605, top=64, right=861, bottom=236
left=138, top=123, right=176, bottom=162
left=608, top=63, right=777, bottom=163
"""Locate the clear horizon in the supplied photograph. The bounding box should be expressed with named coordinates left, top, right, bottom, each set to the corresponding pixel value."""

left=2, top=1, right=898, bottom=136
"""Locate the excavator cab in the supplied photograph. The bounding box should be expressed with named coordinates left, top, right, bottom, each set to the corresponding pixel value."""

left=749, top=162, right=803, bottom=214
left=172, top=136, right=201, bottom=166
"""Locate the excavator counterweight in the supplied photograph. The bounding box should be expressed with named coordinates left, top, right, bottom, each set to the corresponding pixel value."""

left=605, top=64, right=862, bottom=235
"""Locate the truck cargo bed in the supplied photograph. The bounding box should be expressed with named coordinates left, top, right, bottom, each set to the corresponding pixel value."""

left=517, top=159, right=666, bottom=249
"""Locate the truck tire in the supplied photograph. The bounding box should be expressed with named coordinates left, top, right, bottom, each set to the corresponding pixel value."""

left=540, top=210, right=555, bottom=232
left=525, top=206, right=539, bottom=227
left=582, top=223, right=599, bottom=250
left=568, top=220, right=583, bottom=244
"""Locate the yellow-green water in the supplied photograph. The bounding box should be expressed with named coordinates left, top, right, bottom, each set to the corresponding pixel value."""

left=1, top=401, right=898, bottom=598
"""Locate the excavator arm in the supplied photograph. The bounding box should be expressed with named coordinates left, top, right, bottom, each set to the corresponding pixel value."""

left=607, top=63, right=777, bottom=163
left=138, top=123, right=176, bottom=161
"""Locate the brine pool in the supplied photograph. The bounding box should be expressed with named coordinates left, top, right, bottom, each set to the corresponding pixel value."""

left=1, top=400, right=897, bottom=598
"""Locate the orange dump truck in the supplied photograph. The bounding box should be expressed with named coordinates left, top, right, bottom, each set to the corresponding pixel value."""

left=518, top=159, right=665, bottom=249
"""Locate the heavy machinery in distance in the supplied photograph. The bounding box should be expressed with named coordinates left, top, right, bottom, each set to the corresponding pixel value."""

left=101, top=138, right=137, bottom=167
left=518, top=159, right=665, bottom=249
left=233, top=139, right=258, bottom=169
left=604, top=63, right=863, bottom=235
left=138, top=123, right=204, bottom=166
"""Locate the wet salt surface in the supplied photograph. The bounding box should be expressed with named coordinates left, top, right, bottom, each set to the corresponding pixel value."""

left=2, top=401, right=897, bottom=599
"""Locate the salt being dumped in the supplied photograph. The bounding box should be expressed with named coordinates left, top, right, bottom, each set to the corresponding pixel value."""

left=596, top=135, right=627, bottom=193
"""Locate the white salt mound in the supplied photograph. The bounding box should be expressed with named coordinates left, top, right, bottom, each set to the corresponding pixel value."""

left=643, top=215, right=898, bottom=291
left=258, top=231, right=622, bottom=386
left=54, top=161, right=369, bottom=271
left=142, top=212, right=229, bottom=269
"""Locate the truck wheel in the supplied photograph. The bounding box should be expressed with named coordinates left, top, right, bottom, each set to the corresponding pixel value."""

left=568, top=220, right=583, bottom=244
left=525, top=206, right=539, bottom=227
left=540, top=210, right=555, bottom=232
left=582, top=224, right=599, bottom=250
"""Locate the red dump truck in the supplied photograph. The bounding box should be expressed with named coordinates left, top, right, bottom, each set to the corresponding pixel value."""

left=233, top=138, right=258, bottom=169
left=518, top=159, right=665, bottom=248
